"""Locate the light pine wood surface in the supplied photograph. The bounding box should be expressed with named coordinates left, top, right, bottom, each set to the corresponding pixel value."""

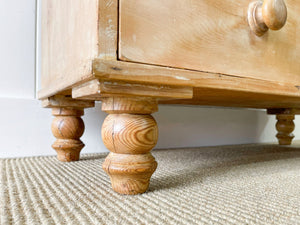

left=40, top=0, right=99, bottom=98
left=268, top=108, right=297, bottom=145
left=161, top=88, right=300, bottom=109
left=39, top=0, right=300, bottom=195
left=93, top=60, right=300, bottom=108
left=51, top=108, right=85, bottom=162
left=98, top=0, right=118, bottom=60
left=43, top=96, right=94, bottom=161
left=119, top=0, right=300, bottom=85
left=42, top=95, right=94, bottom=109
left=72, top=79, right=193, bottom=100
left=275, top=114, right=295, bottom=145
left=261, top=0, right=287, bottom=30
left=101, top=96, right=158, bottom=114
left=248, top=0, right=287, bottom=36
left=102, top=97, right=158, bottom=194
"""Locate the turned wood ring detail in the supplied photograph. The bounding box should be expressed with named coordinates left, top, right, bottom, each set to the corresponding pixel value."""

left=248, top=0, right=287, bottom=36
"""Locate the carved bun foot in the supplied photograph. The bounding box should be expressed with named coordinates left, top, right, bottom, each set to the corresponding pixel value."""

left=276, top=114, right=295, bottom=145
left=101, top=97, right=158, bottom=195
left=103, top=153, right=157, bottom=195
left=51, top=108, right=85, bottom=162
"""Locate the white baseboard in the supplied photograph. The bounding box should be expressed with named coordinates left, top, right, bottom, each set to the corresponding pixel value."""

left=1, top=98, right=296, bottom=158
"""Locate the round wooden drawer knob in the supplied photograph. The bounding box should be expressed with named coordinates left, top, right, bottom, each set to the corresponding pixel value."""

left=248, top=0, right=287, bottom=36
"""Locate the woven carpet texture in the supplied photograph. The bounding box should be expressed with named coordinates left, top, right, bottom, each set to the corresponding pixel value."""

left=1, top=144, right=300, bottom=225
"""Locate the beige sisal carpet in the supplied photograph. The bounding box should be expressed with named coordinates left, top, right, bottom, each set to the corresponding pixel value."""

left=1, top=143, right=300, bottom=225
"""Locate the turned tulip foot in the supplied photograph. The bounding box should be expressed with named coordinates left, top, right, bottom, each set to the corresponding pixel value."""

left=267, top=109, right=296, bottom=146
left=42, top=96, right=94, bottom=162
left=51, top=108, right=85, bottom=162
left=101, top=97, right=158, bottom=195
left=276, top=114, right=295, bottom=145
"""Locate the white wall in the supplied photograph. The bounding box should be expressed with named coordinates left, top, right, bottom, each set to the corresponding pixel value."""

left=1, top=1, right=299, bottom=158
left=0, top=0, right=36, bottom=99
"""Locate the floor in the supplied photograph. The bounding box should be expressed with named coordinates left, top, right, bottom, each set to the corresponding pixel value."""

left=1, top=143, right=300, bottom=224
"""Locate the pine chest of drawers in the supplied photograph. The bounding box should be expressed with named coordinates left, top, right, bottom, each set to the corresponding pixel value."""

left=39, top=0, right=300, bottom=195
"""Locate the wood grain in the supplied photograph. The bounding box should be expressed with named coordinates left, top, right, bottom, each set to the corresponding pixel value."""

left=248, top=0, right=287, bottom=36
left=262, top=0, right=287, bottom=30
left=51, top=108, right=85, bottom=162
left=102, top=97, right=158, bottom=194
left=93, top=59, right=300, bottom=108
left=119, top=0, right=300, bottom=85
left=40, top=0, right=300, bottom=111
left=72, top=79, right=193, bottom=100
left=102, top=152, right=157, bottom=195
left=102, top=96, right=158, bottom=114
left=42, top=95, right=94, bottom=109
left=102, top=114, right=158, bottom=154
left=93, top=60, right=300, bottom=95
left=161, top=88, right=300, bottom=109
left=44, top=96, right=94, bottom=162
left=275, top=114, right=295, bottom=145
left=40, top=0, right=99, bottom=99
left=98, top=0, right=119, bottom=60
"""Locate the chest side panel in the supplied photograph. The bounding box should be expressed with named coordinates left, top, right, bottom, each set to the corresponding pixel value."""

left=41, top=0, right=99, bottom=94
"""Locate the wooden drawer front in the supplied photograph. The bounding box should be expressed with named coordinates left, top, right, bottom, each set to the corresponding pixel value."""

left=119, top=0, right=300, bottom=85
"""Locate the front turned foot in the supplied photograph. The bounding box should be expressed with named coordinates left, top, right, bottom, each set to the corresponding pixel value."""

left=101, top=97, right=158, bottom=194
left=276, top=114, right=295, bottom=145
